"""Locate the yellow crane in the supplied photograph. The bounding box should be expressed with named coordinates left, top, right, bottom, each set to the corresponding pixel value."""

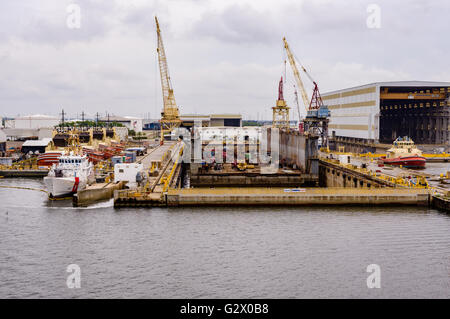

left=155, top=16, right=181, bottom=144
left=283, top=37, right=310, bottom=114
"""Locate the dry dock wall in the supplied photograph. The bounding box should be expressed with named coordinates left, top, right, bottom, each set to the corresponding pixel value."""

left=268, top=128, right=319, bottom=175
left=166, top=188, right=430, bottom=207
left=319, top=160, right=389, bottom=188
left=190, top=174, right=318, bottom=187
left=432, top=195, right=450, bottom=212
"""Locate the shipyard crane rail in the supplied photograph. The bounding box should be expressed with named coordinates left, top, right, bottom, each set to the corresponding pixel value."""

left=155, top=16, right=181, bottom=143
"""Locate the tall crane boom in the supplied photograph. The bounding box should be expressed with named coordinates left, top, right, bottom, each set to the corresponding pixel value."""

left=155, top=16, right=180, bottom=142
left=283, top=37, right=309, bottom=113
left=282, top=37, right=329, bottom=147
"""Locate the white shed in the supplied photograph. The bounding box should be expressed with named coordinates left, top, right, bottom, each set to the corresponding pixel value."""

left=114, top=163, right=144, bottom=189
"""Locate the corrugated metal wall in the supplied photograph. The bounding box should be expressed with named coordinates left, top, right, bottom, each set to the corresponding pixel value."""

left=322, top=84, right=379, bottom=140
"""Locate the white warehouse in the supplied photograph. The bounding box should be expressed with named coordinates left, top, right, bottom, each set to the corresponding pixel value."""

left=12, top=114, right=59, bottom=129
left=100, top=116, right=143, bottom=132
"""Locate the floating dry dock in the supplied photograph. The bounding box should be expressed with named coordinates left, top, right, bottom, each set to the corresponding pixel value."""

left=113, top=186, right=432, bottom=207
left=112, top=132, right=448, bottom=211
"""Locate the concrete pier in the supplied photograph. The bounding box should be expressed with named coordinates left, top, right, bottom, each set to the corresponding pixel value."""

left=74, top=181, right=125, bottom=206
left=166, top=187, right=430, bottom=207
left=114, top=141, right=184, bottom=207
left=0, top=169, right=48, bottom=178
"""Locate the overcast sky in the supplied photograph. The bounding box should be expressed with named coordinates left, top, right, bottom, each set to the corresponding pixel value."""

left=0, top=0, right=449, bottom=120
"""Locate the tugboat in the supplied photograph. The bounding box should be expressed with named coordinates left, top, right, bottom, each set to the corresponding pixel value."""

left=44, top=154, right=95, bottom=197
left=382, top=137, right=426, bottom=169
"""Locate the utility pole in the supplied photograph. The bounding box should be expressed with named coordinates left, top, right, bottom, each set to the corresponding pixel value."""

left=60, top=109, right=66, bottom=125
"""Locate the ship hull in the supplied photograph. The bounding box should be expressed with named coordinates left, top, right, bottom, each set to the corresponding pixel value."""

left=44, top=176, right=86, bottom=197
left=382, top=156, right=426, bottom=168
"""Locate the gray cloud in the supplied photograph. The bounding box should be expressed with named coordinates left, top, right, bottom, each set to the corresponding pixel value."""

left=0, top=0, right=113, bottom=44
left=0, top=0, right=449, bottom=119
left=192, top=4, right=279, bottom=44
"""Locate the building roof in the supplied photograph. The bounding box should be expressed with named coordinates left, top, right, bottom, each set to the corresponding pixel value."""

left=15, top=114, right=58, bottom=120
left=323, top=81, right=450, bottom=95
left=22, top=138, right=52, bottom=147
left=99, top=116, right=142, bottom=122
left=210, top=114, right=242, bottom=119
left=180, top=114, right=242, bottom=121
left=180, top=114, right=210, bottom=118
left=180, top=114, right=210, bottom=121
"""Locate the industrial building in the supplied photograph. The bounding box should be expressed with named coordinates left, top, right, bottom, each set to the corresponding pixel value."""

left=0, top=127, right=53, bottom=141
left=12, top=114, right=59, bottom=129
left=99, top=116, right=143, bottom=132
left=180, top=114, right=242, bottom=128
left=0, top=130, right=6, bottom=155
left=20, top=138, right=52, bottom=154
left=196, top=126, right=260, bottom=142
left=322, top=81, right=450, bottom=148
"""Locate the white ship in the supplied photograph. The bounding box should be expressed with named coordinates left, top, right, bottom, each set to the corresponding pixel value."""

left=44, top=154, right=95, bottom=198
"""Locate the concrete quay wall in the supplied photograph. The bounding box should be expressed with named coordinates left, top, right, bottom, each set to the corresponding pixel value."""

left=0, top=169, right=48, bottom=178
left=74, top=181, right=124, bottom=206
left=166, top=188, right=430, bottom=207
left=432, top=195, right=450, bottom=212
left=319, top=160, right=390, bottom=188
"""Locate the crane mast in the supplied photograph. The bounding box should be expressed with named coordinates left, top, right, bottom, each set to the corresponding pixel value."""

left=283, top=37, right=310, bottom=113
left=155, top=16, right=181, bottom=142
left=282, top=37, right=329, bottom=147
left=272, top=77, right=290, bottom=129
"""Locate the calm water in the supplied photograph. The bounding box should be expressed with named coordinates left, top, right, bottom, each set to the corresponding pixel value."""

left=0, top=178, right=449, bottom=299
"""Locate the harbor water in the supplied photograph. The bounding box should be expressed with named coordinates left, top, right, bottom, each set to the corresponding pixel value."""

left=0, top=178, right=449, bottom=298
